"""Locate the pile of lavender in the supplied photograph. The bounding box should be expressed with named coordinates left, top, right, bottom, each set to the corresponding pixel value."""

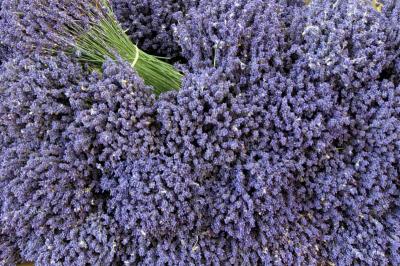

left=1, top=0, right=399, bottom=265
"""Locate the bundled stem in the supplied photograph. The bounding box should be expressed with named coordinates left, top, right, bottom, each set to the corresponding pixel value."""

left=68, top=0, right=182, bottom=94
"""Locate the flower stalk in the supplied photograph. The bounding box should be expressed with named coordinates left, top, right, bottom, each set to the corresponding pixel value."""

left=68, top=0, right=182, bottom=94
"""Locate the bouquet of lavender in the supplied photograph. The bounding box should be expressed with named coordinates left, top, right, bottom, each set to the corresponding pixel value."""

left=0, top=0, right=399, bottom=265
left=64, top=0, right=182, bottom=94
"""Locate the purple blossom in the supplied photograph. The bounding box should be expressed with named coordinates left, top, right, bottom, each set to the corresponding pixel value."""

left=1, top=0, right=400, bottom=265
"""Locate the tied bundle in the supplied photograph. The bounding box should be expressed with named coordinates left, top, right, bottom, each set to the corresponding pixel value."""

left=65, top=0, right=182, bottom=94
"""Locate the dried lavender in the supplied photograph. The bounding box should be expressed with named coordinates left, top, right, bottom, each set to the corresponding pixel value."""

left=65, top=0, right=183, bottom=94
left=0, top=0, right=399, bottom=265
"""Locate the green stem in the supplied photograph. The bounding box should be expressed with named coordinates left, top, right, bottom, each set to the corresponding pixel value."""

left=71, top=0, right=182, bottom=94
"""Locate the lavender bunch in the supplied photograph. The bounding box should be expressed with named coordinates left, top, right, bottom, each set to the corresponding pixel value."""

left=64, top=0, right=183, bottom=94
left=0, top=0, right=399, bottom=265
